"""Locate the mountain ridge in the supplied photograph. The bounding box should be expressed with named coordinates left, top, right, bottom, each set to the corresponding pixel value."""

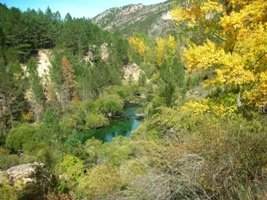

left=91, top=1, right=176, bottom=38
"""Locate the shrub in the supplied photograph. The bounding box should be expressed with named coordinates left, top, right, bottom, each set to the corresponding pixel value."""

left=119, top=158, right=148, bottom=185
left=0, top=154, right=20, bottom=170
left=102, top=85, right=129, bottom=99
left=187, top=116, right=267, bottom=199
left=5, top=124, right=36, bottom=152
left=100, top=137, right=134, bottom=166
left=96, top=94, right=124, bottom=116
left=132, top=105, right=267, bottom=199
left=85, top=113, right=109, bottom=129
left=149, top=110, right=267, bottom=200
left=0, top=153, right=37, bottom=170
left=76, top=164, right=121, bottom=199
left=55, top=155, right=84, bottom=190
left=84, top=139, right=103, bottom=166
left=0, top=174, right=24, bottom=200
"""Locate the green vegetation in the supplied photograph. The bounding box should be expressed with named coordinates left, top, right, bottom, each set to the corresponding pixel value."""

left=0, top=1, right=267, bottom=200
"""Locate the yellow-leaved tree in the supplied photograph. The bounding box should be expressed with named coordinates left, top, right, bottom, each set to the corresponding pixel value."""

left=128, top=35, right=154, bottom=64
left=128, top=36, right=145, bottom=57
left=128, top=36, right=146, bottom=62
left=156, top=35, right=177, bottom=66
left=172, top=0, right=267, bottom=108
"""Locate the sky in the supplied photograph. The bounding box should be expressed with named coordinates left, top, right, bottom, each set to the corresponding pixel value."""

left=1, top=0, right=166, bottom=18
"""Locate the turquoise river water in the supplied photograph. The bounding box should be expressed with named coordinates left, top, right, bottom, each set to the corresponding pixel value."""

left=67, top=106, right=142, bottom=143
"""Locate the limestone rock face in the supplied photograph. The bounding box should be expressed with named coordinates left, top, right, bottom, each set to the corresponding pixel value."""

left=123, top=63, right=144, bottom=83
left=100, top=43, right=109, bottom=61
left=84, top=49, right=94, bottom=64
left=0, top=163, right=52, bottom=199
left=37, top=49, right=51, bottom=83
left=0, top=162, right=49, bottom=185
left=92, top=1, right=175, bottom=38
left=121, top=4, right=144, bottom=15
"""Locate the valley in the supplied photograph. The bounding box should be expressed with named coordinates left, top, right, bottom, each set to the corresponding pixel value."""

left=0, top=1, right=267, bottom=200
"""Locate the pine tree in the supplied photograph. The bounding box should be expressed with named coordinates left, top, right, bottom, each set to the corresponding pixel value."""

left=0, top=60, right=28, bottom=135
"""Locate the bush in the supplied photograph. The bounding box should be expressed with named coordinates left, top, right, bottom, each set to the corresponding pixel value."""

left=0, top=174, right=24, bottom=200
left=186, top=116, right=267, bottom=199
left=84, top=139, right=103, bottom=166
left=55, top=155, right=84, bottom=190
left=0, top=154, right=20, bottom=170
left=144, top=108, right=267, bottom=200
left=100, top=137, right=134, bottom=166
left=119, top=158, right=148, bottom=185
left=76, top=164, right=121, bottom=199
left=131, top=104, right=267, bottom=199
left=96, top=94, right=124, bottom=116
left=102, top=85, right=129, bottom=99
left=5, top=124, right=36, bottom=152
left=84, top=137, right=135, bottom=167
left=0, top=153, right=36, bottom=170
left=85, top=113, right=109, bottom=129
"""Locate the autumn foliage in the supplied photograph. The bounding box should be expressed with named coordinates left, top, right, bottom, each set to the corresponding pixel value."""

left=172, top=0, right=267, bottom=107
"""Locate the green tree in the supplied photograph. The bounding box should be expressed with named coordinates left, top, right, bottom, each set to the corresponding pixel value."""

left=158, top=36, right=185, bottom=107
left=85, top=113, right=109, bottom=129
left=0, top=60, right=27, bottom=136
left=55, top=155, right=84, bottom=190
left=5, top=124, right=36, bottom=152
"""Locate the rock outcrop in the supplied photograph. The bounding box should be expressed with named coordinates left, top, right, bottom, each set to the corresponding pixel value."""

left=100, top=43, right=109, bottom=61
left=92, top=1, right=176, bottom=38
left=37, top=49, right=51, bottom=84
left=123, top=63, right=144, bottom=83
left=0, top=162, right=52, bottom=199
left=0, top=162, right=49, bottom=185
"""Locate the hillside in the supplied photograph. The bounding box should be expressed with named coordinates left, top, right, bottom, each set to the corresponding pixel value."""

left=1, top=1, right=267, bottom=200
left=92, top=1, right=176, bottom=37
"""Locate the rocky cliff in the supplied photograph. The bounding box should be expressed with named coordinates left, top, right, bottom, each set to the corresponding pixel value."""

left=0, top=162, right=52, bottom=199
left=0, top=162, right=49, bottom=185
left=92, top=1, right=176, bottom=38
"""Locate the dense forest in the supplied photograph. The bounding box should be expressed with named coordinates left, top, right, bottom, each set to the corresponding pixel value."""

left=0, top=1, right=267, bottom=200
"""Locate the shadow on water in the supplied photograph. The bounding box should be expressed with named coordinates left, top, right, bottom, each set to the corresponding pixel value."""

left=67, top=106, right=142, bottom=144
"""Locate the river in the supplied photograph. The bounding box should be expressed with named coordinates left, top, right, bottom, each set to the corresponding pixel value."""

left=67, top=106, right=143, bottom=143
